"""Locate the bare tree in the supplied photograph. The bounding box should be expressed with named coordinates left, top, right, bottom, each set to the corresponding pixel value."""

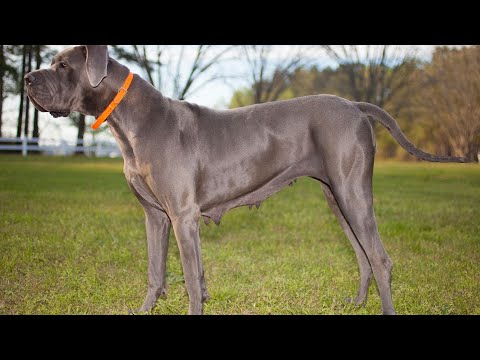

left=321, top=45, right=418, bottom=114
left=67, top=112, right=87, bottom=155
left=75, top=114, right=86, bottom=155
left=32, top=45, right=42, bottom=143
left=234, top=45, right=316, bottom=106
left=112, top=45, right=235, bottom=100
left=0, top=45, right=4, bottom=138
left=24, top=46, right=32, bottom=138
left=0, top=45, right=17, bottom=137
left=16, top=45, right=27, bottom=138
left=420, top=46, right=480, bottom=162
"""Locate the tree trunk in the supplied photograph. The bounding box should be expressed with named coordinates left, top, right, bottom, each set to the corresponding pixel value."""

left=466, top=137, right=479, bottom=162
left=24, top=46, right=32, bottom=138
left=0, top=45, right=4, bottom=138
left=16, top=45, right=27, bottom=138
left=75, top=114, right=86, bottom=156
left=467, top=149, right=478, bottom=163
left=32, top=45, right=41, bottom=145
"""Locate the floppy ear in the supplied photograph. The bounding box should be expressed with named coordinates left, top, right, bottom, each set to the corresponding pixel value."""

left=83, top=45, right=109, bottom=87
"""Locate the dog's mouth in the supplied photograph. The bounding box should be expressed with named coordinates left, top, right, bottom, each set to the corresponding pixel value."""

left=27, top=92, right=48, bottom=112
left=49, top=111, right=71, bottom=118
left=27, top=91, right=70, bottom=118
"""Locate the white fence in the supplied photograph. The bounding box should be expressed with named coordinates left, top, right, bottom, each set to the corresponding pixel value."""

left=0, top=137, right=121, bottom=158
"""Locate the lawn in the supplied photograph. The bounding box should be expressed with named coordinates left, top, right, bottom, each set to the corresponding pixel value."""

left=0, top=155, right=479, bottom=315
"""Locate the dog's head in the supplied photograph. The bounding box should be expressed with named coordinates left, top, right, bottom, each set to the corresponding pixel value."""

left=25, top=45, right=110, bottom=118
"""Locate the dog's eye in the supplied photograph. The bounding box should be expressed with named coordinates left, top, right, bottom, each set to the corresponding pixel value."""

left=60, top=62, right=67, bottom=68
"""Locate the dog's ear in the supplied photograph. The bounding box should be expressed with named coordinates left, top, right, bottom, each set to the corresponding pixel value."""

left=83, top=45, right=109, bottom=88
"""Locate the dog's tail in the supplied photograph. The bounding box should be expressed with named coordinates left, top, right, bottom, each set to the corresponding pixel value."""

left=355, top=101, right=473, bottom=163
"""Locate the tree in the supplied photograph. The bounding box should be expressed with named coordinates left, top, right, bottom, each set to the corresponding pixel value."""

left=319, top=46, right=421, bottom=159
left=419, top=46, right=480, bottom=162
left=0, top=45, right=4, bottom=138
left=69, top=112, right=86, bottom=155
left=112, top=45, right=235, bottom=100
left=231, top=45, right=316, bottom=107
left=32, top=45, right=43, bottom=143
left=69, top=112, right=109, bottom=156
left=288, top=65, right=352, bottom=98
left=16, top=45, right=27, bottom=138
left=321, top=46, right=418, bottom=114
left=23, top=46, right=33, bottom=138
left=229, top=87, right=254, bottom=109
left=75, top=113, right=86, bottom=156
left=0, top=45, right=16, bottom=137
left=7, top=45, right=50, bottom=146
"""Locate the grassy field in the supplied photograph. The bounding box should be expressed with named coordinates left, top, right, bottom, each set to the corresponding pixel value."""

left=0, top=155, right=479, bottom=315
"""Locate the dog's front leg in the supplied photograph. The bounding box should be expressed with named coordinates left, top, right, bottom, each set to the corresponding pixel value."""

left=172, top=214, right=205, bottom=315
left=135, top=206, right=171, bottom=313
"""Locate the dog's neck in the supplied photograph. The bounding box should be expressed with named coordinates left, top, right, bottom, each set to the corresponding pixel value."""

left=96, top=58, right=132, bottom=118
left=92, top=58, right=163, bottom=128
left=96, top=59, right=170, bottom=161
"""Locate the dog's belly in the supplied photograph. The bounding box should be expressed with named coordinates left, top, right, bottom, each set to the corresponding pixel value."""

left=196, top=125, right=327, bottom=224
left=199, top=159, right=319, bottom=225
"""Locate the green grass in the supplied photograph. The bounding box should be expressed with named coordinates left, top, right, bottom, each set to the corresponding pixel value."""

left=0, top=155, right=479, bottom=315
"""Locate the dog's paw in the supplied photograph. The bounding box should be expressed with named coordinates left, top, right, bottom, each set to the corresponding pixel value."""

left=128, top=308, right=150, bottom=315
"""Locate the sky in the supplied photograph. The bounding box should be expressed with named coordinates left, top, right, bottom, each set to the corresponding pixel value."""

left=1, top=45, right=443, bottom=144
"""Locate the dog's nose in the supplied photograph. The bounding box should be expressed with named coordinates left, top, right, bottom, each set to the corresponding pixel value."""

left=25, top=73, right=36, bottom=86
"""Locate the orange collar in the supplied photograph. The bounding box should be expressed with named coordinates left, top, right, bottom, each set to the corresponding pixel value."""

left=91, top=72, right=134, bottom=130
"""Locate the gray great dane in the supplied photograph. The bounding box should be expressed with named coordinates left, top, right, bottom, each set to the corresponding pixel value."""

left=25, top=45, right=471, bottom=315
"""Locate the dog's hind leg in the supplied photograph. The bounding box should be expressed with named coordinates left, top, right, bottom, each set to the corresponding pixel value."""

left=328, top=146, right=395, bottom=315
left=321, top=183, right=372, bottom=306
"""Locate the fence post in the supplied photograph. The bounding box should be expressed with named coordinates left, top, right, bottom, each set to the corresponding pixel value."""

left=22, top=137, right=27, bottom=157
left=96, top=142, right=102, bottom=157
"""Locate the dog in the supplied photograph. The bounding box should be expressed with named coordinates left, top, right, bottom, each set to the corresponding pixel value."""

left=25, top=45, right=471, bottom=314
